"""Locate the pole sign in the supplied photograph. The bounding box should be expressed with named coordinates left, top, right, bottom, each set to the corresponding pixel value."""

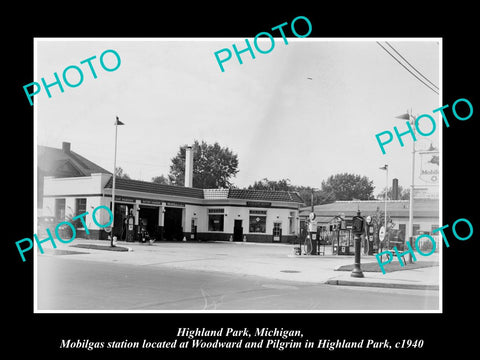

left=379, top=226, right=386, bottom=242
left=308, top=212, right=317, bottom=232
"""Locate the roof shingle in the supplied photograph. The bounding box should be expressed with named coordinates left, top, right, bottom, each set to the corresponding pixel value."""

left=104, top=177, right=205, bottom=199
left=228, top=189, right=304, bottom=203
left=104, top=179, right=304, bottom=204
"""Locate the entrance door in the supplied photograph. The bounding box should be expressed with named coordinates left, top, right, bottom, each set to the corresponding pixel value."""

left=233, top=219, right=243, bottom=242
left=113, top=203, right=130, bottom=240
left=190, top=218, right=198, bottom=240
left=164, top=207, right=183, bottom=241
left=139, top=205, right=159, bottom=240
left=273, top=222, right=282, bottom=242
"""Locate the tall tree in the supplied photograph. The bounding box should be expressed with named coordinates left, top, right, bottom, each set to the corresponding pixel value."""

left=168, top=140, right=239, bottom=188
left=321, top=173, right=375, bottom=200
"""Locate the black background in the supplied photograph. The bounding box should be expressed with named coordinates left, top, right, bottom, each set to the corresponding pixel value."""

left=5, top=3, right=478, bottom=357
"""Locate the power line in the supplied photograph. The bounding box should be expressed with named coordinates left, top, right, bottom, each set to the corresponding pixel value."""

left=376, top=42, right=439, bottom=95
left=385, top=41, right=439, bottom=90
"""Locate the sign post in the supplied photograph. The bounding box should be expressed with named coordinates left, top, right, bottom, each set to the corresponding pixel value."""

left=379, top=226, right=386, bottom=242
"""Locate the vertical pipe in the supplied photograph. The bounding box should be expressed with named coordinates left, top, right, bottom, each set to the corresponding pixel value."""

left=111, top=122, right=118, bottom=246
left=185, top=146, right=193, bottom=187
left=408, top=114, right=416, bottom=263
left=385, top=165, right=388, bottom=240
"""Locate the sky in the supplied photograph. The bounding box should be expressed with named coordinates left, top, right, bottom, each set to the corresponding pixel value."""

left=35, top=38, right=440, bottom=196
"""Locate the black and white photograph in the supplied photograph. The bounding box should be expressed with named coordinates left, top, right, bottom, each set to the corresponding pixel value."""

left=32, top=37, right=442, bottom=312
left=7, top=6, right=478, bottom=356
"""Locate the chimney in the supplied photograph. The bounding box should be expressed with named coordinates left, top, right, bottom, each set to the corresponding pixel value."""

left=185, top=146, right=193, bottom=187
left=62, top=142, right=71, bottom=154
left=392, top=178, right=399, bottom=200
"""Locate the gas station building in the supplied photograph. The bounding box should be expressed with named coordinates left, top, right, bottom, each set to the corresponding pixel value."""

left=41, top=172, right=304, bottom=243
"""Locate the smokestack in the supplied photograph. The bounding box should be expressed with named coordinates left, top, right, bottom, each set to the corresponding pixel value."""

left=185, top=146, right=193, bottom=187
left=392, top=178, right=399, bottom=200
left=62, top=142, right=71, bottom=154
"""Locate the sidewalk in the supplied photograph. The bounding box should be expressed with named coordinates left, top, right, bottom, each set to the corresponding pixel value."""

left=37, top=238, right=440, bottom=290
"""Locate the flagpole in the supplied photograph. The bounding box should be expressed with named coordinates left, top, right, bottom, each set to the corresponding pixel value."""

left=111, top=117, right=119, bottom=247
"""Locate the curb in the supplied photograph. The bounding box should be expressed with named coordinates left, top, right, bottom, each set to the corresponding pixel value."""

left=211, top=241, right=293, bottom=247
left=325, top=279, right=439, bottom=290
left=70, top=244, right=133, bottom=252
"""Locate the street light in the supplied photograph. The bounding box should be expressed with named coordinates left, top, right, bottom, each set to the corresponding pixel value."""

left=111, top=116, right=124, bottom=247
left=379, top=164, right=388, bottom=245
left=395, top=111, right=416, bottom=263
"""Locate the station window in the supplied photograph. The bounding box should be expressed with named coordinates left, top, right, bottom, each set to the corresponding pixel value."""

left=76, top=198, right=87, bottom=216
left=55, top=198, right=66, bottom=222
left=208, top=208, right=224, bottom=231
left=249, top=210, right=267, bottom=233
left=413, top=224, right=420, bottom=235
left=399, top=224, right=406, bottom=238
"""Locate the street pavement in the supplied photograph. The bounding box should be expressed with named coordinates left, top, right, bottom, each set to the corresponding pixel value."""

left=35, top=238, right=440, bottom=311
left=37, top=238, right=440, bottom=289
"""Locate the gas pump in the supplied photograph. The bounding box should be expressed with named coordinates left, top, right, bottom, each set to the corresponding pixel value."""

left=125, top=209, right=135, bottom=242
left=308, top=212, right=317, bottom=255
left=190, top=218, right=198, bottom=241
left=140, top=218, right=150, bottom=243
left=365, top=215, right=375, bottom=255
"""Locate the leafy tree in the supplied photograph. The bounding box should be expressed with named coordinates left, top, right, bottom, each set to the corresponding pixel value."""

left=248, top=178, right=292, bottom=191
left=168, top=140, right=239, bottom=188
left=151, top=175, right=170, bottom=185
left=321, top=173, right=375, bottom=201
left=295, top=186, right=335, bottom=206
left=115, top=166, right=131, bottom=180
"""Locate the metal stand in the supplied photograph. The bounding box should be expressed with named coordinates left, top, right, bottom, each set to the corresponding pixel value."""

left=351, top=210, right=365, bottom=278
left=351, top=232, right=364, bottom=277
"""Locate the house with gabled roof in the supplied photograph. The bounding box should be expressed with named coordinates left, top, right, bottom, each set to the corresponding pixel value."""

left=37, top=142, right=111, bottom=208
